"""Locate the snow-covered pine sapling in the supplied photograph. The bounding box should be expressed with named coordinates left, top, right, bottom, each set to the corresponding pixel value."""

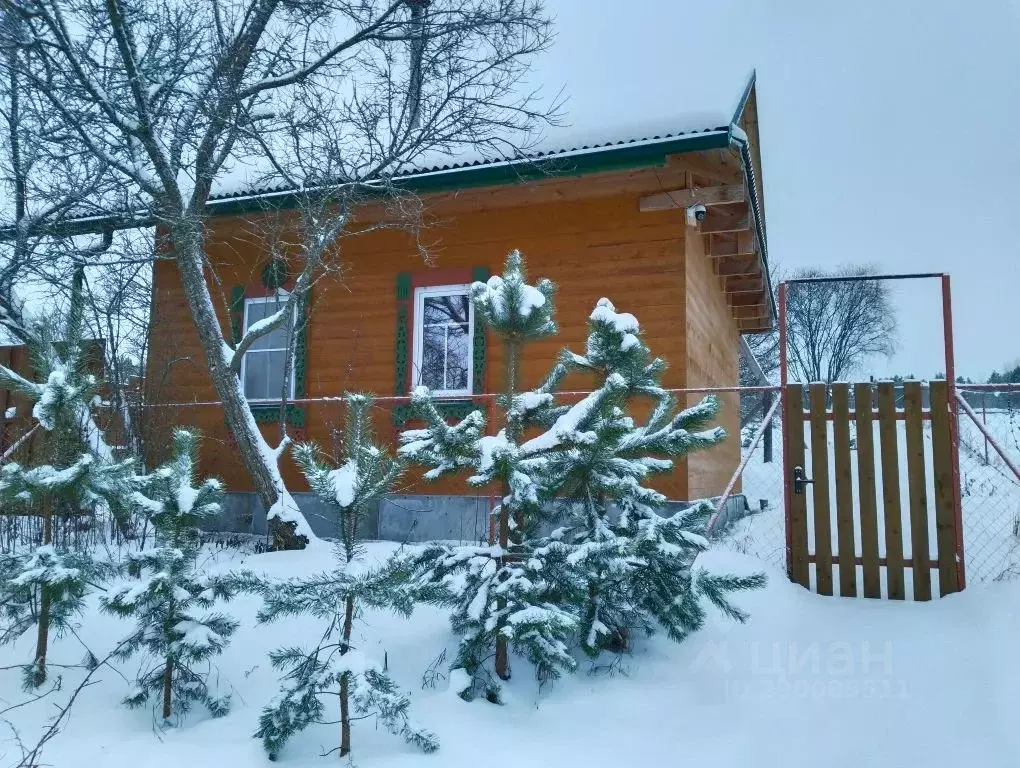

left=0, top=281, right=135, bottom=687
left=0, top=545, right=112, bottom=689
left=552, top=298, right=765, bottom=655
left=398, top=251, right=578, bottom=697
left=101, top=429, right=237, bottom=721
left=255, top=394, right=437, bottom=760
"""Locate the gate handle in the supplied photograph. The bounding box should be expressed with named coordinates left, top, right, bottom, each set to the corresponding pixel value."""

left=792, top=465, right=813, bottom=495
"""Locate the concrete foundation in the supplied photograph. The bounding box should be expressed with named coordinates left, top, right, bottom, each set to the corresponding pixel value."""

left=210, top=492, right=751, bottom=543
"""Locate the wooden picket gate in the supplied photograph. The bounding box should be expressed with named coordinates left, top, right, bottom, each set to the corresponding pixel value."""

left=783, top=380, right=964, bottom=600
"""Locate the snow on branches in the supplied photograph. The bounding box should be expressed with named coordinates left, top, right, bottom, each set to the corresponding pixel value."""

left=398, top=252, right=578, bottom=696
left=101, top=429, right=238, bottom=721
left=400, top=252, right=764, bottom=691
left=254, top=395, right=436, bottom=760
left=471, top=250, right=557, bottom=339
left=0, top=453, right=136, bottom=515
left=0, top=299, right=139, bottom=687
left=540, top=296, right=764, bottom=655
left=0, top=546, right=111, bottom=688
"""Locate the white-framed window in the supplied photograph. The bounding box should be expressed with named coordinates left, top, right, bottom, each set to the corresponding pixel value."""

left=412, top=284, right=473, bottom=396
left=240, top=294, right=297, bottom=402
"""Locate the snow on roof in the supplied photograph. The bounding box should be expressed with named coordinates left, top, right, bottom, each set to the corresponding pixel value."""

left=209, top=124, right=732, bottom=202
left=0, top=0, right=756, bottom=215
left=211, top=0, right=755, bottom=202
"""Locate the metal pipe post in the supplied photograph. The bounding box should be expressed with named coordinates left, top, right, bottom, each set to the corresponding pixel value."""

left=778, top=282, right=794, bottom=580
left=941, top=274, right=966, bottom=590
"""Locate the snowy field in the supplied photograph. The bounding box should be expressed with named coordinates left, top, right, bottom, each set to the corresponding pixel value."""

left=3, top=542, right=1020, bottom=768
left=726, top=408, right=1020, bottom=588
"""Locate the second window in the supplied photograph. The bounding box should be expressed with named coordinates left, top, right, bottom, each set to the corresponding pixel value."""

left=412, top=284, right=473, bottom=396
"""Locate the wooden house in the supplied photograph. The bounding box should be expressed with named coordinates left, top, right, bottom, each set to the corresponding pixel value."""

left=145, top=75, right=773, bottom=522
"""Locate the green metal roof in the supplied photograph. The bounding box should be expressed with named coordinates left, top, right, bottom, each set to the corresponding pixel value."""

left=204, top=129, right=732, bottom=217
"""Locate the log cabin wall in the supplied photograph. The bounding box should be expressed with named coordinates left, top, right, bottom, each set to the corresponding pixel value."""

left=147, top=173, right=744, bottom=502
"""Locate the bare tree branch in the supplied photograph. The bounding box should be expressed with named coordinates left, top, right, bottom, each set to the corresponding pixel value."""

left=784, top=265, right=898, bottom=383
left=1, top=0, right=556, bottom=549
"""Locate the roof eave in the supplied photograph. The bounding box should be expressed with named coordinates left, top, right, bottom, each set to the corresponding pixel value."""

left=0, top=127, right=735, bottom=239
left=727, top=70, right=775, bottom=326
left=205, top=129, right=732, bottom=217
left=727, top=128, right=774, bottom=325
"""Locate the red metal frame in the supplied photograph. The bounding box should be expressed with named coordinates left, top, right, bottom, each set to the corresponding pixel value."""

left=778, top=283, right=793, bottom=581
left=778, top=273, right=966, bottom=592
left=941, top=276, right=966, bottom=589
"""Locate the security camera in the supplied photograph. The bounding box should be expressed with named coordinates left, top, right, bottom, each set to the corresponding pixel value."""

left=686, top=204, right=707, bottom=227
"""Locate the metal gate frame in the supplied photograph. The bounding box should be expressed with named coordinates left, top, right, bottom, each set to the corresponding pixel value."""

left=777, top=273, right=966, bottom=593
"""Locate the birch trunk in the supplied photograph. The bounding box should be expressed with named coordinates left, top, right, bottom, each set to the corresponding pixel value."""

left=169, top=220, right=310, bottom=550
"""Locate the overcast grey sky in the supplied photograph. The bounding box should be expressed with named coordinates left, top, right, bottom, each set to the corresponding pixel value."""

left=537, top=0, right=1019, bottom=381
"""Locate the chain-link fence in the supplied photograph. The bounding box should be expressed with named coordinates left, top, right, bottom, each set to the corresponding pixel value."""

left=713, top=388, right=786, bottom=568
left=6, top=378, right=1018, bottom=587
left=955, top=385, right=1020, bottom=582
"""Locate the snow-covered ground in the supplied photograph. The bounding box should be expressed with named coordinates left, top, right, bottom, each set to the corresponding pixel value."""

left=3, top=542, right=1020, bottom=768
left=726, top=408, right=1020, bottom=588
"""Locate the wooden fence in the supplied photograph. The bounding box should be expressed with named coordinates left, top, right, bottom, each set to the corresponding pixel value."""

left=784, top=380, right=963, bottom=601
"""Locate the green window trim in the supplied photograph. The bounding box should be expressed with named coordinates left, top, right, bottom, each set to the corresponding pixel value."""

left=230, top=279, right=310, bottom=430
left=396, top=271, right=412, bottom=301
left=250, top=403, right=306, bottom=428
left=392, top=399, right=479, bottom=428
left=394, top=303, right=409, bottom=395
left=393, top=266, right=489, bottom=424
left=293, top=290, right=309, bottom=401
left=261, top=258, right=290, bottom=290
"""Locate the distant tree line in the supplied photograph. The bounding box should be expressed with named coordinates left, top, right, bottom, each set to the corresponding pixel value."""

left=986, top=361, right=1020, bottom=385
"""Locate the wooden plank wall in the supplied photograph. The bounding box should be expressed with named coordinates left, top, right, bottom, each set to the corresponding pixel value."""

left=149, top=185, right=742, bottom=499
left=929, top=381, right=960, bottom=595
left=853, top=382, right=881, bottom=598
left=682, top=229, right=741, bottom=500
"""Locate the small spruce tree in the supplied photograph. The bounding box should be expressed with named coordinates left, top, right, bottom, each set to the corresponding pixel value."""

left=100, top=429, right=237, bottom=721
left=255, top=394, right=438, bottom=760
left=0, top=276, right=135, bottom=687
left=400, top=257, right=764, bottom=691
left=546, top=298, right=766, bottom=655
left=398, top=251, right=579, bottom=698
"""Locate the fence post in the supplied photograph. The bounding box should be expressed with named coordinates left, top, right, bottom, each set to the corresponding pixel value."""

left=778, top=282, right=796, bottom=582
left=941, top=274, right=966, bottom=590
left=982, top=392, right=989, bottom=465
left=762, top=390, right=773, bottom=464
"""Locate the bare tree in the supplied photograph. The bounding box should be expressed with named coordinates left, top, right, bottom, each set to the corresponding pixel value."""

left=741, top=332, right=778, bottom=385
left=0, top=38, right=153, bottom=473
left=1, top=0, right=556, bottom=549
left=738, top=334, right=776, bottom=429
left=784, top=265, right=897, bottom=383
left=0, top=11, right=120, bottom=345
